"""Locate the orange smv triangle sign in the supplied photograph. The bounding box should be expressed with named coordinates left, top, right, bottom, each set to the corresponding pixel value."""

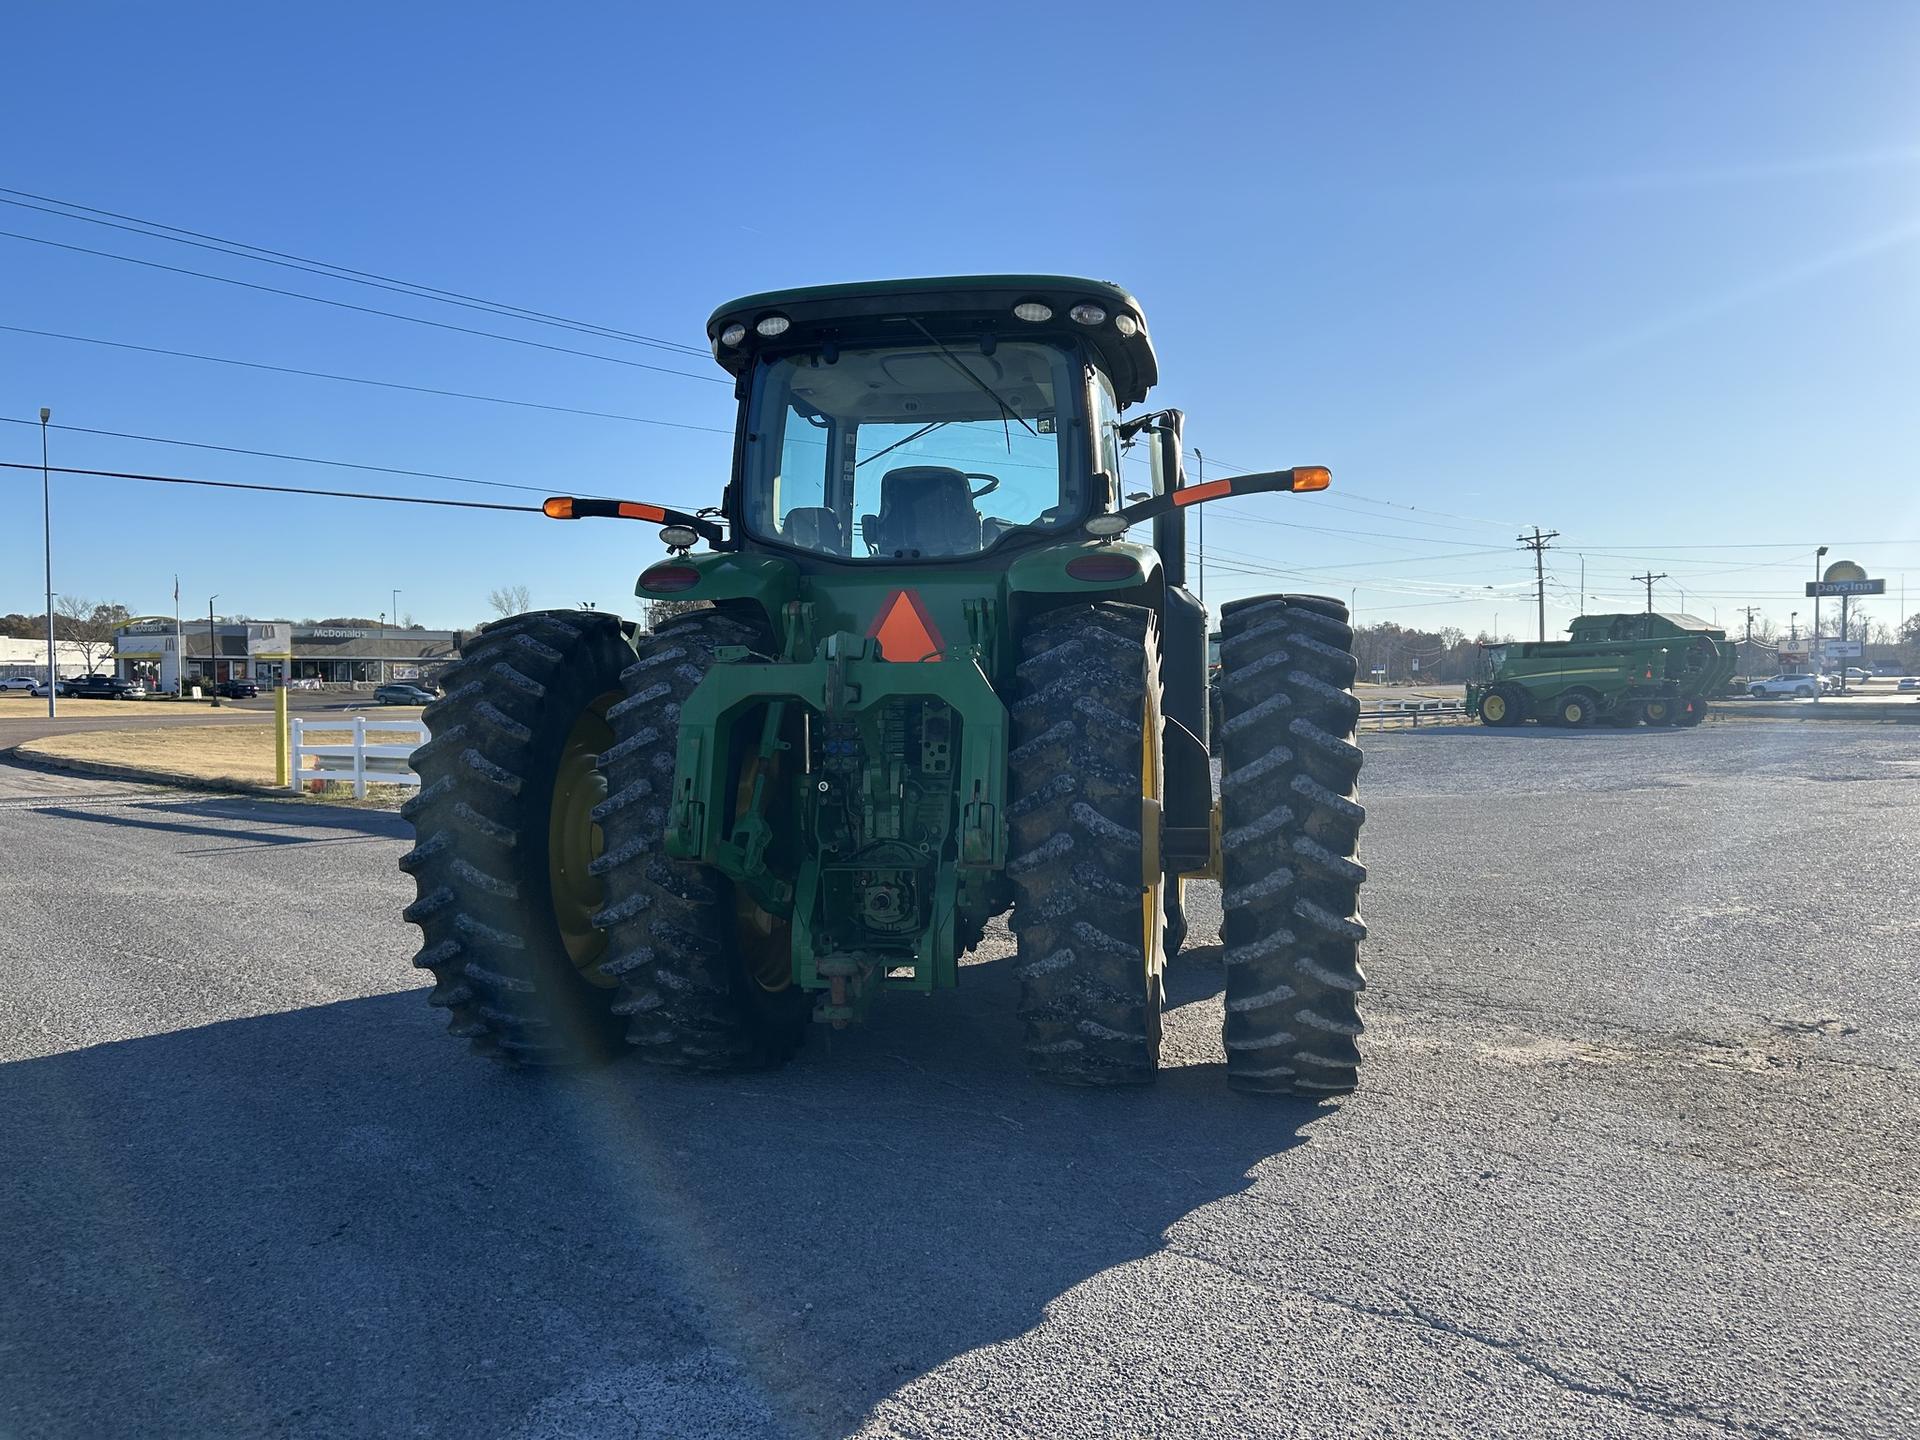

left=868, top=589, right=945, bottom=662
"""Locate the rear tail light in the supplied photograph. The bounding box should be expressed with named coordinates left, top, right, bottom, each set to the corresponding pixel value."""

left=1065, top=553, right=1140, bottom=583
left=639, top=563, right=700, bottom=594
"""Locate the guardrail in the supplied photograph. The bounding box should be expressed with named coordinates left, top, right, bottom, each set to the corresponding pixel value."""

left=1358, top=700, right=1471, bottom=729
left=288, top=716, right=426, bottom=797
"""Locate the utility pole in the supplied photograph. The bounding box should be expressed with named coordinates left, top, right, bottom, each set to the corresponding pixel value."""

left=40, top=407, right=55, bottom=718
left=173, top=575, right=183, bottom=698
left=1517, top=527, right=1559, bottom=642
left=1631, top=571, right=1667, bottom=615
left=1739, top=606, right=1760, bottom=645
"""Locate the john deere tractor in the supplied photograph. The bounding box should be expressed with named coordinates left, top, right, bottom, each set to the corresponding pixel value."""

left=401, top=276, right=1367, bottom=1094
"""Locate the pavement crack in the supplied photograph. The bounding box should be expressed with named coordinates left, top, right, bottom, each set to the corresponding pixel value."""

left=1162, top=1247, right=1846, bottom=1440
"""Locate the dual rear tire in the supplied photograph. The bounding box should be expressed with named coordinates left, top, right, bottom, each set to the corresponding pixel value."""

left=403, top=599, right=1368, bottom=1096
left=401, top=608, right=807, bottom=1070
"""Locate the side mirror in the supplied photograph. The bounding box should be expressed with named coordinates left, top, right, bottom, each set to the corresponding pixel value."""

left=1149, top=410, right=1186, bottom=496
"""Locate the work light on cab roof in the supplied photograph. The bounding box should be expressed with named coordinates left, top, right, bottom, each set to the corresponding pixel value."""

left=408, top=274, right=1368, bottom=1103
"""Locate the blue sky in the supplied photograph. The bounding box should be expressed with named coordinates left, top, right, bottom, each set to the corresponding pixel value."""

left=2, top=2, right=1917, bottom=640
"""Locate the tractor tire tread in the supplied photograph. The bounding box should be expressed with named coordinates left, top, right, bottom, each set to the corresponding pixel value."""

left=592, top=610, right=810, bottom=1072
left=1006, top=602, right=1163, bottom=1086
left=401, top=609, right=633, bottom=1065
left=1216, top=594, right=1367, bottom=1096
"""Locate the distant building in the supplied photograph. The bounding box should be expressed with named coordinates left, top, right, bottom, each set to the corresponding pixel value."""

left=0, top=637, right=111, bottom=682
left=114, top=620, right=464, bottom=689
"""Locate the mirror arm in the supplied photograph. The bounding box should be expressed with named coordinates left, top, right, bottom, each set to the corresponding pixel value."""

left=1103, top=467, right=1330, bottom=532
left=542, top=496, right=727, bottom=547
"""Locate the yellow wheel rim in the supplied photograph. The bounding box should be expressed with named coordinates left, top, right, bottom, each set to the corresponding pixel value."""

left=1140, top=684, right=1165, bottom=981
left=1485, top=693, right=1507, bottom=722
left=548, top=693, right=617, bottom=985
left=733, top=749, right=793, bottom=993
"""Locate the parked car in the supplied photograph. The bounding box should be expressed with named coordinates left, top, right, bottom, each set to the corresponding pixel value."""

left=62, top=674, right=148, bottom=700
left=0, top=676, right=39, bottom=692
left=372, top=682, right=438, bottom=706
left=1748, top=674, right=1824, bottom=699
left=216, top=679, right=261, bottom=699
left=1899, top=677, right=1919, bottom=693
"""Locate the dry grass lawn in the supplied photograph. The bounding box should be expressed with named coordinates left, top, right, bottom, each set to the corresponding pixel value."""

left=19, top=722, right=422, bottom=788
left=0, top=697, right=226, bottom=720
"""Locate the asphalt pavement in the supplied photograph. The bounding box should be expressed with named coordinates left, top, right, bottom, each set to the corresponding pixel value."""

left=1, top=722, right=1916, bottom=1439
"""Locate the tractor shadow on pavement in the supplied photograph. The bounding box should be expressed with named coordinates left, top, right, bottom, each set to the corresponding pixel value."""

left=0, top=949, right=1327, bottom=1437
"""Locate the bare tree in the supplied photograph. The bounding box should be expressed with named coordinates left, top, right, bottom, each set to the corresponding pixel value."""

left=644, top=598, right=710, bottom=631
left=53, top=595, right=127, bottom=674
left=487, top=585, right=533, bottom=618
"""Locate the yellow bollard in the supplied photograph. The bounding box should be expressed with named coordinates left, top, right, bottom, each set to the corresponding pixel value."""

left=276, top=681, right=289, bottom=788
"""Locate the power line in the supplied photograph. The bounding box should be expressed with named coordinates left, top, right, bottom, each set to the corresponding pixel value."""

left=0, top=186, right=711, bottom=357
left=1186, top=450, right=1518, bottom=530
left=1, top=324, right=735, bottom=434
left=0, top=228, right=725, bottom=384
left=0, top=459, right=541, bottom=513
left=1176, top=507, right=1510, bottom=550
left=0, top=414, right=563, bottom=497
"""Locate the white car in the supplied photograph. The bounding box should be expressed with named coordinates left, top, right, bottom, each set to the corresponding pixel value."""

left=1749, top=674, right=1824, bottom=699
left=1899, top=677, right=1919, bottom=693
left=0, top=676, right=39, bottom=692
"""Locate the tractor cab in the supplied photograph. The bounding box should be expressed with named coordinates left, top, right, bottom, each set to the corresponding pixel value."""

left=707, top=276, right=1157, bottom=566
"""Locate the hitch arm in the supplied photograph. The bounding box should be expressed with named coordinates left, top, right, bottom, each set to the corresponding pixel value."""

left=1102, top=466, right=1329, bottom=532
left=542, top=495, right=726, bottom=546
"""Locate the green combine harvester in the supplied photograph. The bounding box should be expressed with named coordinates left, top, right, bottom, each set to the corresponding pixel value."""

left=1466, top=612, right=1735, bottom=728
left=400, top=276, right=1368, bottom=1094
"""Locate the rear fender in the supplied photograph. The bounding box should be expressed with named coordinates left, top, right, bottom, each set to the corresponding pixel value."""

left=634, top=552, right=799, bottom=636
left=1005, top=539, right=1163, bottom=617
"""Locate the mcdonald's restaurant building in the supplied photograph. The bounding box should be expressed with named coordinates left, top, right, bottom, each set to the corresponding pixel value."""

left=115, top=621, right=463, bottom=690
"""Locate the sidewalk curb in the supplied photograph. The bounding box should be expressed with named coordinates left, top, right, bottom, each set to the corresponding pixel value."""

left=1, top=741, right=287, bottom=797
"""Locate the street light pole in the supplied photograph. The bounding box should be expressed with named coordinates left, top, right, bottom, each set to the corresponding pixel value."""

left=39, top=407, right=55, bottom=718
left=390, top=588, right=402, bottom=685
left=1812, top=546, right=1828, bottom=702
left=1193, top=450, right=1205, bottom=607
left=208, top=595, right=221, bottom=707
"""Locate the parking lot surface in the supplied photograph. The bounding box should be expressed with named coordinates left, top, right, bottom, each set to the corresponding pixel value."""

left=1, top=722, right=1915, bottom=1438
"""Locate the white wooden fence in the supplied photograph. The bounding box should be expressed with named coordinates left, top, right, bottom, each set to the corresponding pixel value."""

left=288, top=716, right=427, bottom=797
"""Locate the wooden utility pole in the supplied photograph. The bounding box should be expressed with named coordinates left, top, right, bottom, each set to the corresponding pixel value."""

left=1517, top=527, right=1559, bottom=641
left=1632, top=571, right=1668, bottom=614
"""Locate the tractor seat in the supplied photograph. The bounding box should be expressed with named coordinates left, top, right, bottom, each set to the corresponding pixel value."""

left=783, top=505, right=843, bottom=553
left=861, top=466, right=983, bottom=557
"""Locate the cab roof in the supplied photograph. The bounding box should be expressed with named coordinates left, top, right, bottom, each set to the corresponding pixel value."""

left=705, top=274, right=1159, bottom=406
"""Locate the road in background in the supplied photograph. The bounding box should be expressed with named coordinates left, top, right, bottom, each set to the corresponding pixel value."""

left=1, top=724, right=1916, bottom=1438
left=0, top=696, right=425, bottom=754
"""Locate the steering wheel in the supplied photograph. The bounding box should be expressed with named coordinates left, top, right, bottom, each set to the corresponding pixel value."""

left=964, top=472, right=1000, bottom=499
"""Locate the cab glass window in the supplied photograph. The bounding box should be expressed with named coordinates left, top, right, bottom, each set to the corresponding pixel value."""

left=743, top=340, right=1087, bottom=558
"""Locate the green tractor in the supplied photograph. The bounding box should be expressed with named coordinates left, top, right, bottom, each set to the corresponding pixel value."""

left=400, top=276, right=1367, bottom=1094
